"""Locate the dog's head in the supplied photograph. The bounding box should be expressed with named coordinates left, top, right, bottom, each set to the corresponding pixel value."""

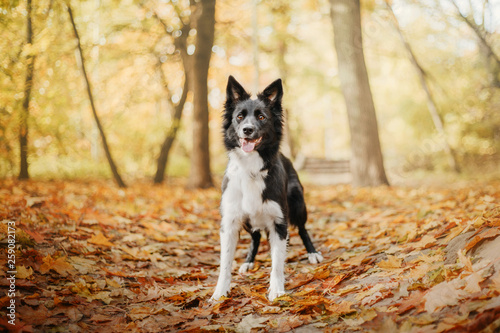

left=223, top=76, right=284, bottom=154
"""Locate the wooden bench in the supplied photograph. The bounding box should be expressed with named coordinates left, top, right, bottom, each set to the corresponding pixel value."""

left=294, top=156, right=351, bottom=184
left=295, top=156, right=350, bottom=174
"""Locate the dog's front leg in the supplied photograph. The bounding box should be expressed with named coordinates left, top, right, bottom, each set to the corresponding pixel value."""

left=211, top=218, right=239, bottom=301
left=268, top=222, right=288, bottom=302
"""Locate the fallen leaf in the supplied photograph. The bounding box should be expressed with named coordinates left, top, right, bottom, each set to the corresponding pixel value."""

left=16, top=265, right=34, bottom=279
left=361, top=291, right=384, bottom=306
left=412, top=235, right=437, bottom=249
left=182, top=319, right=210, bottom=331
left=274, top=315, right=303, bottom=333
left=463, top=272, right=482, bottom=294
left=343, top=308, right=377, bottom=327
left=489, top=272, right=500, bottom=293
left=322, top=274, right=347, bottom=293
left=378, top=255, right=403, bottom=269
left=88, top=231, right=115, bottom=247
left=25, top=196, right=46, bottom=207
left=20, top=223, right=46, bottom=243
left=424, top=279, right=468, bottom=313
left=326, top=301, right=354, bottom=314
left=236, top=314, right=269, bottom=333
left=39, top=255, right=75, bottom=277
left=465, top=228, right=500, bottom=252
left=89, top=291, right=113, bottom=305
left=457, top=249, right=473, bottom=272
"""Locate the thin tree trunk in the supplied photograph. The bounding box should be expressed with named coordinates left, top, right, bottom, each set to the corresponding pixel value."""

left=251, top=0, right=259, bottom=93
left=272, top=2, right=295, bottom=159
left=151, top=12, right=192, bottom=184
left=68, top=4, right=126, bottom=188
left=19, top=0, right=35, bottom=180
left=154, top=69, right=189, bottom=184
left=330, top=0, right=389, bottom=187
left=277, top=41, right=296, bottom=159
left=386, top=2, right=460, bottom=173
left=188, top=0, right=215, bottom=189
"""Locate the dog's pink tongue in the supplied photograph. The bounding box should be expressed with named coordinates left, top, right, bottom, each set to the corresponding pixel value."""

left=241, top=139, right=256, bottom=153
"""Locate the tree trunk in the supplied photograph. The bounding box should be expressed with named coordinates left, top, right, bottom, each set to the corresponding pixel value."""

left=385, top=2, right=460, bottom=173
left=329, top=0, right=389, bottom=187
left=188, top=0, right=215, bottom=189
left=277, top=27, right=296, bottom=159
left=68, top=4, right=126, bottom=188
left=19, top=0, right=35, bottom=180
left=151, top=12, right=192, bottom=184
left=251, top=0, right=259, bottom=93
left=154, top=69, right=189, bottom=184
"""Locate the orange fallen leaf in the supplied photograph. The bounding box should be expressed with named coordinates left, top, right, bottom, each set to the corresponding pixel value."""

left=378, top=255, right=403, bottom=269
left=326, top=300, right=354, bottom=315
left=20, top=223, right=46, bottom=243
left=16, top=265, right=34, bottom=279
left=313, top=265, right=331, bottom=280
left=39, top=255, right=75, bottom=277
left=286, top=273, right=314, bottom=290
left=54, top=296, right=63, bottom=306
left=412, top=235, right=437, bottom=249
left=465, top=227, right=500, bottom=252
left=88, top=231, right=114, bottom=247
left=239, top=285, right=269, bottom=303
left=322, top=274, right=347, bottom=294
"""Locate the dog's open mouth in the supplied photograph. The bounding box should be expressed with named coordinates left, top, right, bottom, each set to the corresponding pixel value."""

left=239, top=137, right=262, bottom=153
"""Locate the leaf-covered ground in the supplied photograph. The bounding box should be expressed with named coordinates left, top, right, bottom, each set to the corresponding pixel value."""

left=1, top=178, right=500, bottom=332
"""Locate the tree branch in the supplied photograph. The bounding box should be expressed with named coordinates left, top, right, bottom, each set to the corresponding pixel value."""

left=450, top=0, right=500, bottom=66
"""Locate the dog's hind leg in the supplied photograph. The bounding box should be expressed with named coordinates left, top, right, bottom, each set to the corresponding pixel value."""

left=239, top=230, right=261, bottom=274
left=288, top=184, right=323, bottom=264
left=298, top=226, right=323, bottom=264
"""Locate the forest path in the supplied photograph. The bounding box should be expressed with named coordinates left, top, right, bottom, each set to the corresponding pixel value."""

left=1, top=179, right=499, bottom=332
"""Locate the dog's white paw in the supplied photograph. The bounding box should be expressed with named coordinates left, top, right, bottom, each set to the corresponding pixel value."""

left=308, top=252, right=324, bottom=264
left=268, top=288, right=286, bottom=302
left=238, top=262, right=254, bottom=274
left=210, top=291, right=227, bottom=302
left=211, top=285, right=230, bottom=302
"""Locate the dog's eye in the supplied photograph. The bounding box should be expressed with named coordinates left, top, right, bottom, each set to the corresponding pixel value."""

left=257, top=114, right=266, bottom=121
left=236, top=114, right=244, bottom=120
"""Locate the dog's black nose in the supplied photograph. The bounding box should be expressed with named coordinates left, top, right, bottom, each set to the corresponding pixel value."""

left=243, top=127, right=254, bottom=136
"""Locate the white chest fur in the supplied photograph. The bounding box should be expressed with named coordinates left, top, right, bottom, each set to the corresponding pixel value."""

left=221, top=150, right=283, bottom=230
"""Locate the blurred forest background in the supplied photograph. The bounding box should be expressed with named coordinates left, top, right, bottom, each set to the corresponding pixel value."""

left=1, top=0, right=499, bottom=187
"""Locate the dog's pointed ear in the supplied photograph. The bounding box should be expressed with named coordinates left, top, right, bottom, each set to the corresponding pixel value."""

left=226, top=76, right=250, bottom=103
left=260, top=79, right=283, bottom=105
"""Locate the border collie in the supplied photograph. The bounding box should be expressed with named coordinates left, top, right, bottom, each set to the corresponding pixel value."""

left=211, top=76, right=323, bottom=302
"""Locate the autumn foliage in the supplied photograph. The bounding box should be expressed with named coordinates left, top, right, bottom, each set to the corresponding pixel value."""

left=1, top=179, right=500, bottom=332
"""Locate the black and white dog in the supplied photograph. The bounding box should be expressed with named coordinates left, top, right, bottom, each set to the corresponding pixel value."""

left=211, top=76, right=323, bottom=302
